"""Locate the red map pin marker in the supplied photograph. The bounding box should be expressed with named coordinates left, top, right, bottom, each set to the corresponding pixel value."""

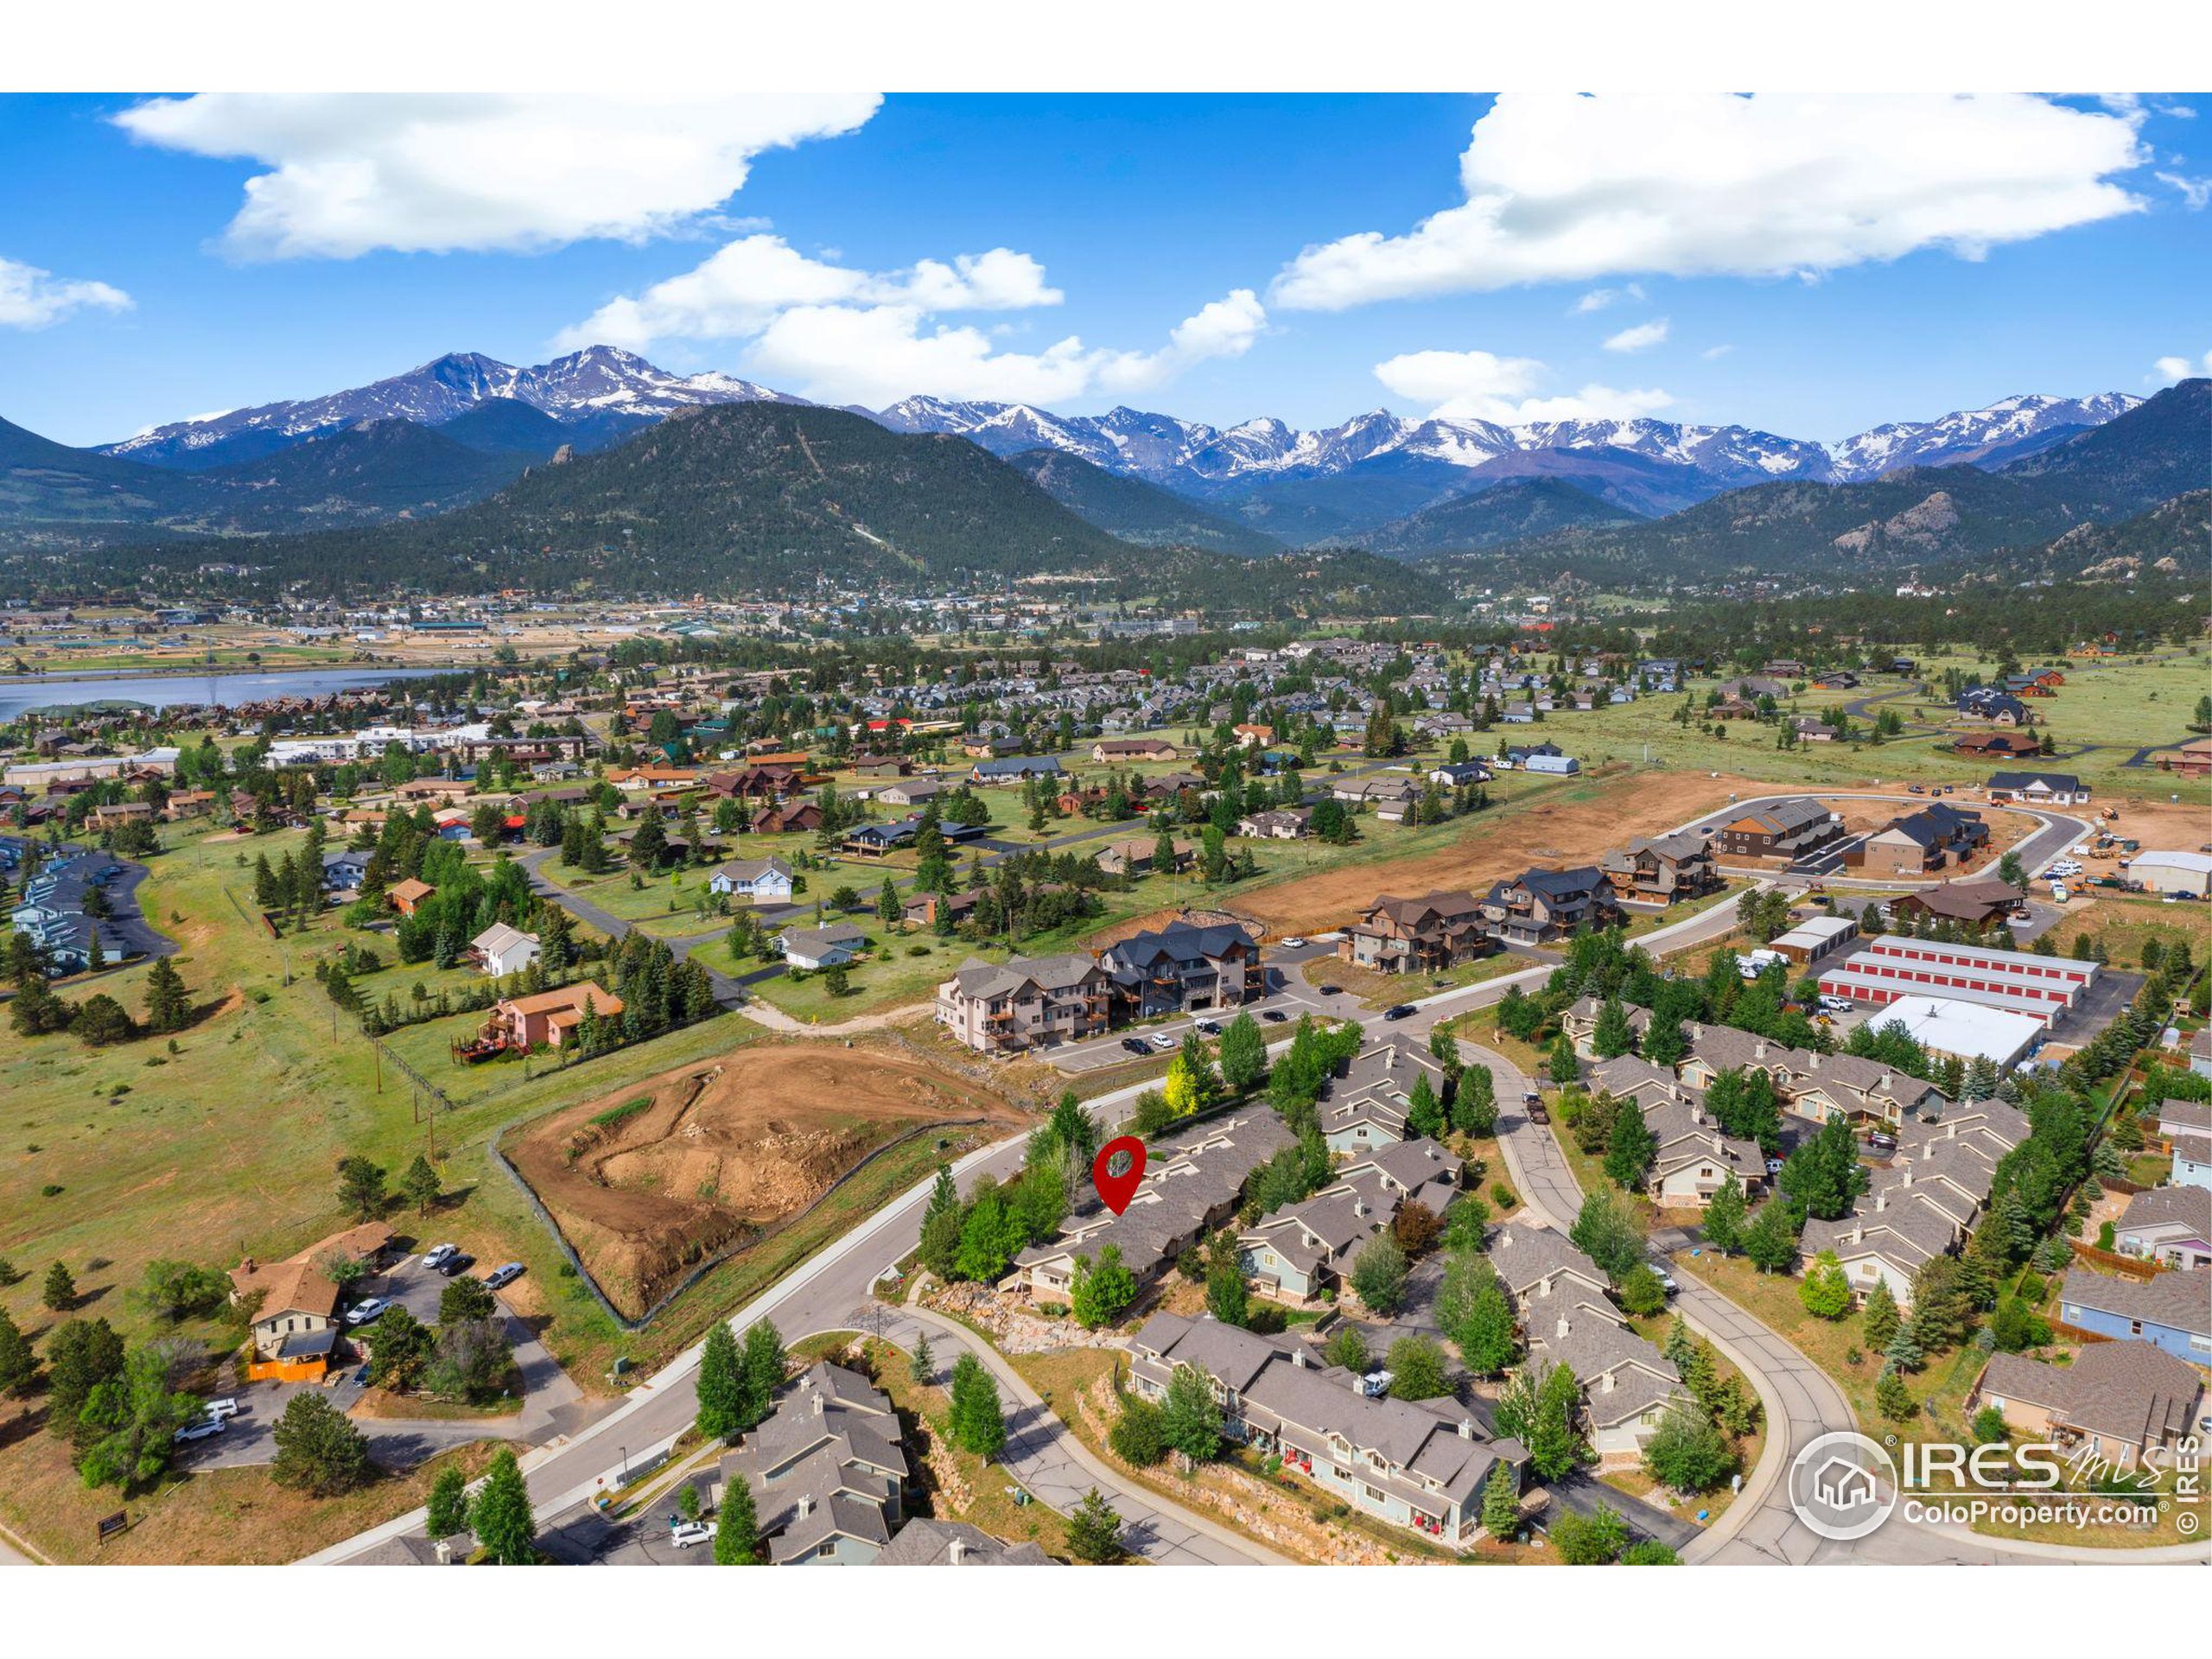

left=1091, top=1135, right=1147, bottom=1216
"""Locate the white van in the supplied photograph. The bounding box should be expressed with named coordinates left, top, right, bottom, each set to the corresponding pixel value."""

left=2050, top=881, right=2070, bottom=904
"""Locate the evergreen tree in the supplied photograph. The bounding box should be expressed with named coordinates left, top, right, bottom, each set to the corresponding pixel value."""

left=1480, top=1460, right=1522, bottom=1539
left=1071, top=1246, right=1140, bottom=1330
left=948, top=1352, right=1007, bottom=1459
left=1065, top=1487, right=1125, bottom=1563
left=143, top=955, right=191, bottom=1033
left=714, top=1478, right=761, bottom=1563
left=1861, top=1277, right=1902, bottom=1353
left=0, top=1305, right=39, bottom=1398
left=42, top=1260, right=76, bottom=1313
left=398, top=1154, right=442, bottom=1217
left=1592, top=998, right=1636, bottom=1059
left=1405, top=1073, right=1445, bottom=1141
left=696, top=1322, right=745, bottom=1441
left=736, top=1319, right=786, bottom=1432
left=908, top=1330, right=934, bottom=1386
left=1874, top=1363, right=1917, bottom=1422
left=270, top=1390, right=373, bottom=1496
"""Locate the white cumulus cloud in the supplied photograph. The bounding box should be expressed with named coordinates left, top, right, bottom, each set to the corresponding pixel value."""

left=1603, top=318, right=1670, bottom=353
left=2151, top=351, right=2210, bottom=382
left=0, top=256, right=132, bottom=329
left=746, top=287, right=1266, bottom=409
left=561, top=232, right=1262, bottom=407
left=112, top=93, right=880, bottom=258
left=1274, top=93, right=2148, bottom=310
left=556, top=236, right=1062, bottom=351
left=1372, top=347, right=1671, bottom=425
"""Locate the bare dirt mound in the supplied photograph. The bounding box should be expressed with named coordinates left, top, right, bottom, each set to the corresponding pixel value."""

left=508, top=1040, right=1022, bottom=1318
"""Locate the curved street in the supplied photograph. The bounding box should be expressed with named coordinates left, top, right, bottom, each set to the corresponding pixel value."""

left=308, top=789, right=2113, bottom=1567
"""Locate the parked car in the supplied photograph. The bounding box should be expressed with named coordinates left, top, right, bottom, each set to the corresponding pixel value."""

left=1907, top=784, right=1925, bottom=794
left=1382, top=1004, right=1416, bottom=1020
left=1317, top=983, right=1343, bottom=995
left=201, top=1396, right=240, bottom=1421
left=435, top=1254, right=476, bottom=1278
left=421, top=1243, right=460, bottom=1270
left=1764, top=1157, right=1786, bottom=1176
left=1648, top=1260, right=1681, bottom=1296
left=1278, top=937, right=1306, bottom=949
left=1523, top=1090, right=1549, bottom=1124
left=1262, top=1009, right=1288, bottom=1023
left=669, top=1521, right=716, bottom=1549
left=175, top=1417, right=226, bottom=1445
left=1193, top=1019, right=1221, bottom=1035
left=1818, top=995, right=1855, bottom=1015
left=1147, top=1033, right=1179, bottom=1052
left=344, top=1297, right=391, bottom=1326
left=1867, top=1132, right=1899, bottom=1154
left=484, top=1262, right=526, bottom=1291
left=1120, top=1038, right=1150, bottom=1056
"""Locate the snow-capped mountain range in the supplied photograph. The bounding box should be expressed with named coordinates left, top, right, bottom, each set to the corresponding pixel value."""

left=102, top=346, right=800, bottom=469
left=874, top=391, right=2138, bottom=493
left=103, top=346, right=2139, bottom=499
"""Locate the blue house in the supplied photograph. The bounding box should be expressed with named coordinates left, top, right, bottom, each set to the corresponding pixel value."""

left=2056, top=1266, right=2211, bottom=1364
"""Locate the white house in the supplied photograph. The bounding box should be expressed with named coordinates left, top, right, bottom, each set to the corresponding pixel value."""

left=707, top=855, right=795, bottom=904
left=778, top=923, right=868, bottom=971
left=471, top=922, right=541, bottom=978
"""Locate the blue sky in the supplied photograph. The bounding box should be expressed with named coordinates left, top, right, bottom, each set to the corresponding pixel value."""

left=0, top=92, right=2205, bottom=447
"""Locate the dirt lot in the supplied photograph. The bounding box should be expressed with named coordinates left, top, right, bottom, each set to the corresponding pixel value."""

left=508, top=1041, right=1023, bottom=1318
left=1220, top=769, right=1767, bottom=936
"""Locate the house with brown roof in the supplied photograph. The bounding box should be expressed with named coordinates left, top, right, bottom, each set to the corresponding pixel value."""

left=388, top=877, right=435, bottom=917
left=1338, top=890, right=1490, bottom=974
left=1970, top=1341, right=2205, bottom=1469
left=1090, top=737, right=1180, bottom=763
left=1096, top=836, right=1195, bottom=877
left=227, top=1221, right=394, bottom=1382
left=1599, top=830, right=1719, bottom=904
left=1712, top=798, right=1846, bottom=861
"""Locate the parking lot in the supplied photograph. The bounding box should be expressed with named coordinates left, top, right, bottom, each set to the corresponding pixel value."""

left=170, top=1248, right=590, bottom=1474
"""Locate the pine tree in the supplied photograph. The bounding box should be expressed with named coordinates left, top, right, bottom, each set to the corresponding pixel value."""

left=1481, top=1460, right=1522, bottom=1538
left=0, top=1305, right=38, bottom=1397
left=398, top=1154, right=442, bottom=1217
left=1874, top=1363, right=1918, bottom=1422
left=908, top=1331, right=934, bottom=1386
left=713, top=1478, right=761, bottom=1563
left=1603, top=1097, right=1656, bottom=1189
left=1592, top=998, right=1636, bottom=1059
left=1861, top=1278, right=1902, bottom=1353
left=143, top=955, right=191, bottom=1033
left=1065, top=1488, right=1125, bottom=1563
left=949, top=1352, right=1007, bottom=1459
left=42, top=1260, right=75, bottom=1313
left=1405, top=1073, right=1445, bottom=1141
left=696, top=1322, right=745, bottom=1441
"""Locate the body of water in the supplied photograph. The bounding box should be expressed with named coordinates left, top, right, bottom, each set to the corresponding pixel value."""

left=0, top=666, right=448, bottom=722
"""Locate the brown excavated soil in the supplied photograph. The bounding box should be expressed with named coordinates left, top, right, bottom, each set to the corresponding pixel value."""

left=509, top=1040, right=1023, bottom=1318
left=1120, top=768, right=1772, bottom=940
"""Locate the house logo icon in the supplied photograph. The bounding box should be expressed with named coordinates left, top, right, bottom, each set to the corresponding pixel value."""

left=1789, top=1431, right=1899, bottom=1541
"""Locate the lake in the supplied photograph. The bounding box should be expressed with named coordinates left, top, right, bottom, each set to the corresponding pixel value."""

left=0, top=666, right=448, bottom=722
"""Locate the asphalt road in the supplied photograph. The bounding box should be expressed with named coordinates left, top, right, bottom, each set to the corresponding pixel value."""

left=304, top=791, right=2113, bottom=1568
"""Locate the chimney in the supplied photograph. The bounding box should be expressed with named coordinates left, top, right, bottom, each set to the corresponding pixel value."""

left=813, top=1391, right=825, bottom=1415
left=797, top=1494, right=815, bottom=1519
left=1290, top=1346, right=1307, bottom=1368
left=1875, top=1190, right=1887, bottom=1211
left=949, top=1537, right=969, bottom=1566
left=1458, top=1417, right=1475, bottom=1441
left=1853, top=1222, right=1866, bottom=1244
left=1555, top=1316, right=1572, bottom=1339
left=1753, top=1040, right=1768, bottom=1061
left=1349, top=1367, right=1365, bottom=1395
